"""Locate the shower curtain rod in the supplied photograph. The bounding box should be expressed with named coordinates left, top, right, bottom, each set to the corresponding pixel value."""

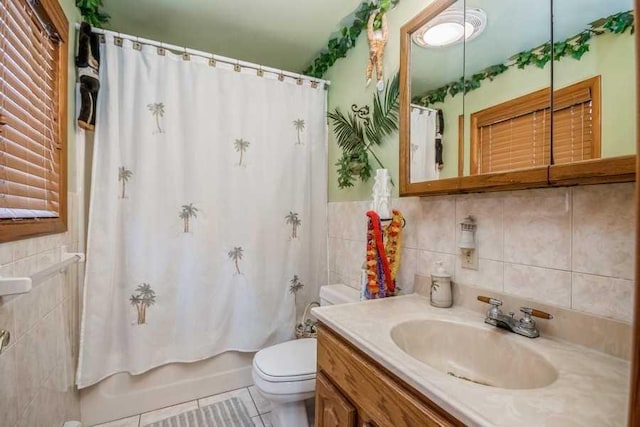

left=410, top=103, right=437, bottom=113
left=75, top=24, right=331, bottom=87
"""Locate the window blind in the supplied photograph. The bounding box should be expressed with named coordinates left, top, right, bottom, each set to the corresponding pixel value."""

left=0, top=0, right=61, bottom=220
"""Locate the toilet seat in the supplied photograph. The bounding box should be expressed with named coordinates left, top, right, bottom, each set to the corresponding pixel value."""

left=252, top=338, right=317, bottom=396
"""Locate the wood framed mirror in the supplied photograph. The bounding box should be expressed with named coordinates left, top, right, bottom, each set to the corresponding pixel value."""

left=399, top=0, right=637, bottom=197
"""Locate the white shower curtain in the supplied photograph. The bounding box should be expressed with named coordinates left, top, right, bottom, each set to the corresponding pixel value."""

left=410, top=106, right=439, bottom=182
left=76, top=35, right=327, bottom=388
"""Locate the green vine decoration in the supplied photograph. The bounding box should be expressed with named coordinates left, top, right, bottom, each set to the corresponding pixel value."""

left=413, top=10, right=634, bottom=107
left=76, top=0, right=110, bottom=27
left=303, top=0, right=399, bottom=78
left=329, top=74, right=399, bottom=188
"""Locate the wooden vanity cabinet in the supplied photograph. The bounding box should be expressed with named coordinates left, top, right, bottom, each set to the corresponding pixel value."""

left=316, top=372, right=357, bottom=427
left=315, top=323, right=464, bottom=427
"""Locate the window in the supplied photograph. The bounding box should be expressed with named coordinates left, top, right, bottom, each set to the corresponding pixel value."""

left=469, top=76, right=600, bottom=175
left=0, top=0, right=68, bottom=242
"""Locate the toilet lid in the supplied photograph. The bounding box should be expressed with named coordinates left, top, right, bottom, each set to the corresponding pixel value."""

left=253, top=338, right=317, bottom=382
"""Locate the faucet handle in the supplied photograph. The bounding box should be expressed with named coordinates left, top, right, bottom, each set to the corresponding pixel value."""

left=477, top=295, right=502, bottom=306
left=520, top=307, right=553, bottom=320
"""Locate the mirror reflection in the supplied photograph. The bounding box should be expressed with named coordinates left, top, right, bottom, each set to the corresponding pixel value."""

left=552, top=0, right=635, bottom=163
left=409, top=0, right=465, bottom=183
left=407, top=0, right=636, bottom=184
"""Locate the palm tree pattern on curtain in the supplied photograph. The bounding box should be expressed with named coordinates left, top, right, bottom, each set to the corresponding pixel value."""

left=118, top=167, right=133, bottom=199
left=234, top=138, right=250, bottom=166
left=147, top=102, right=165, bottom=134
left=129, top=283, right=156, bottom=325
left=293, top=119, right=305, bottom=145
left=289, top=275, right=304, bottom=305
left=285, top=211, right=301, bottom=239
left=228, top=247, right=244, bottom=274
left=179, top=203, right=198, bottom=233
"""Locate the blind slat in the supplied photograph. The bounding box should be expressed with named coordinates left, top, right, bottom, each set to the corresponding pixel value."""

left=1, top=150, right=54, bottom=181
left=0, top=194, right=48, bottom=210
left=2, top=127, right=59, bottom=164
left=1, top=110, right=59, bottom=157
left=2, top=166, right=59, bottom=191
left=1, top=134, right=57, bottom=170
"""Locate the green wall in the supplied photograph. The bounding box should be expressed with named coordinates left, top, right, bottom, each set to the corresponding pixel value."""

left=325, top=2, right=636, bottom=201
left=325, top=0, right=432, bottom=202
left=58, top=0, right=82, bottom=192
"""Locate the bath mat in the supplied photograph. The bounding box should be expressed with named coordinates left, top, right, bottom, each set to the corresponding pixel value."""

left=144, top=397, right=253, bottom=427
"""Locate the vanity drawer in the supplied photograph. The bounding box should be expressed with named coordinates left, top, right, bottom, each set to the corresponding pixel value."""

left=317, top=324, right=463, bottom=427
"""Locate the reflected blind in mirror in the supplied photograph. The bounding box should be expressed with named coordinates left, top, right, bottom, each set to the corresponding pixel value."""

left=470, top=76, right=600, bottom=175
left=552, top=76, right=600, bottom=165
left=0, top=0, right=61, bottom=219
left=471, top=88, right=551, bottom=175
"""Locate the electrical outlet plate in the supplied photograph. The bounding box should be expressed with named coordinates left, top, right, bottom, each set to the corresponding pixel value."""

left=460, top=249, right=478, bottom=270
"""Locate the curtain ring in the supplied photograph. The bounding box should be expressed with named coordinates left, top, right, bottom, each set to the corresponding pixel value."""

left=234, top=60, right=241, bottom=72
left=257, top=65, right=264, bottom=77
left=278, top=71, right=285, bottom=82
left=182, top=46, right=190, bottom=61
left=157, top=41, right=166, bottom=56
left=114, top=32, right=123, bottom=47
left=133, top=36, right=142, bottom=51
left=209, top=54, right=216, bottom=67
left=311, top=80, right=318, bottom=89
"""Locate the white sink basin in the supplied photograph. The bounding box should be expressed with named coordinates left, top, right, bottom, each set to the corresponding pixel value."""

left=390, top=319, right=558, bottom=389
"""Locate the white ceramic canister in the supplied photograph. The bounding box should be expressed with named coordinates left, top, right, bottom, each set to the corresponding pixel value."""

left=430, top=261, right=452, bottom=308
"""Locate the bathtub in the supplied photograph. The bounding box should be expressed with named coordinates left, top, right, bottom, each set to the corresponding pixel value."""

left=80, top=352, right=254, bottom=426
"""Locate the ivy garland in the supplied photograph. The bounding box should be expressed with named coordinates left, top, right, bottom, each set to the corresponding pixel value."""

left=413, top=10, right=634, bottom=107
left=303, top=0, right=400, bottom=78
left=76, top=0, right=110, bottom=27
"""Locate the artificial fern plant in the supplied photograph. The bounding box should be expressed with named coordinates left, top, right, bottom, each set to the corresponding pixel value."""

left=76, top=0, right=110, bottom=27
left=328, top=73, right=399, bottom=189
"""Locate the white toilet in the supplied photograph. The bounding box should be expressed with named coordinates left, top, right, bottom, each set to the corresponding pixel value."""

left=252, top=284, right=360, bottom=427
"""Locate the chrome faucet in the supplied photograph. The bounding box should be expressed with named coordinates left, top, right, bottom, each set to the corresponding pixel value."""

left=477, top=296, right=553, bottom=338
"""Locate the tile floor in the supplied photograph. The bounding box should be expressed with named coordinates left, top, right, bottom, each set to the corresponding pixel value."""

left=92, top=386, right=276, bottom=427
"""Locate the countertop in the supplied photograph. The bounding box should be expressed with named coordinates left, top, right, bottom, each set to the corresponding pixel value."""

left=312, top=294, right=630, bottom=427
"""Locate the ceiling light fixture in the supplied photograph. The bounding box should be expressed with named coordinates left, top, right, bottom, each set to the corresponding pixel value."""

left=413, top=8, right=487, bottom=48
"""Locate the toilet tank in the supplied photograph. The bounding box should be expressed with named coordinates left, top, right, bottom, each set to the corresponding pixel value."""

left=319, top=284, right=360, bottom=306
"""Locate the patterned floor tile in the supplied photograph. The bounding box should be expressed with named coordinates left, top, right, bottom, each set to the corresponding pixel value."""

left=248, top=385, right=272, bottom=414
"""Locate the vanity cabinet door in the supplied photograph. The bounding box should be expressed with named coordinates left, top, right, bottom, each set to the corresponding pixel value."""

left=315, top=372, right=357, bottom=427
left=358, top=413, right=379, bottom=427
left=317, top=325, right=463, bottom=427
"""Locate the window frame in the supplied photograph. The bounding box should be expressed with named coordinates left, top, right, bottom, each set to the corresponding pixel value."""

left=0, top=0, right=69, bottom=243
left=469, top=76, right=601, bottom=176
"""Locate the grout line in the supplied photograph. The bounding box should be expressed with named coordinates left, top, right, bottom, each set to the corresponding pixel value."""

left=500, top=197, right=505, bottom=292
left=246, top=385, right=261, bottom=416
left=569, top=187, right=574, bottom=309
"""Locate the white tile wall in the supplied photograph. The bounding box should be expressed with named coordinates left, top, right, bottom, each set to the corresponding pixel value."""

left=328, top=183, right=636, bottom=323
left=0, top=193, right=83, bottom=427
